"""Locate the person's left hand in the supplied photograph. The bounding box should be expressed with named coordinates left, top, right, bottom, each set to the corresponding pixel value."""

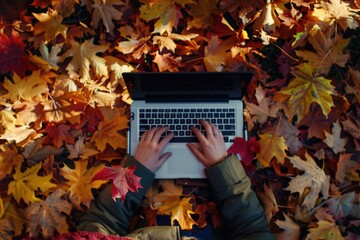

left=134, top=127, right=174, bottom=172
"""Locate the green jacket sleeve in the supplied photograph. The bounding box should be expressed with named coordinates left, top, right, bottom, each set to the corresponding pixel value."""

left=205, top=154, right=275, bottom=240
left=77, top=156, right=155, bottom=236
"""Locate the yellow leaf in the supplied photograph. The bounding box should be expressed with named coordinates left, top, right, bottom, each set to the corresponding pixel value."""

left=28, top=42, right=61, bottom=71
left=256, top=133, right=288, bottom=167
left=33, top=9, right=67, bottom=43
left=139, top=0, right=193, bottom=34
left=2, top=71, right=48, bottom=102
left=0, top=126, right=40, bottom=147
left=60, top=160, right=106, bottom=209
left=203, top=35, right=232, bottom=72
left=305, top=220, right=344, bottom=240
left=7, top=163, right=57, bottom=205
left=0, top=143, right=23, bottom=180
left=276, top=63, right=335, bottom=122
left=157, top=196, right=197, bottom=230
left=275, top=213, right=300, bottom=240
left=61, top=39, right=108, bottom=82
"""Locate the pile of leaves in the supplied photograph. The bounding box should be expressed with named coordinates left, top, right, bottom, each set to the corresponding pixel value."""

left=0, top=0, right=359, bottom=239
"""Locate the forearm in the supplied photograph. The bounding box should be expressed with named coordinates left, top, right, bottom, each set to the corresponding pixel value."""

left=205, top=155, right=275, bottom=240
left=77, top=156, right=155, bottom=235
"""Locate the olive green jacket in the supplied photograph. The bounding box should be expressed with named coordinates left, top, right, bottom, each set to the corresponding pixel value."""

left=77, top=155, right=275, bottom=240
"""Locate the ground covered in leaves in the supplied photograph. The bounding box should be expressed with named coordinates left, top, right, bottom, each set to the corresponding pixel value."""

left=0, top=0, right=359, bottom=239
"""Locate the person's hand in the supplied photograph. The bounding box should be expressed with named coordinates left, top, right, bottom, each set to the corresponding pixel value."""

left=187, top=120, right=228, bottom=167
left=134, top=127, right=173, bottom=172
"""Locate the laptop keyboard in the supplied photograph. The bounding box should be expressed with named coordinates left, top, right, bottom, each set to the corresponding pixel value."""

left=138, top=108, right=236, bottom=143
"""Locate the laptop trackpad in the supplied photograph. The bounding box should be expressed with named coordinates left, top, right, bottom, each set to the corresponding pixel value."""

left=167, top=149, right=200, bottom=174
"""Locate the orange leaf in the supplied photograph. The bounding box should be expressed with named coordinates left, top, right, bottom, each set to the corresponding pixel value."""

left=157, top=196, right=197, bottom=230
left=60, top=160, right=106, bottom=209
left=33, top=9, right=67, bottom=43
left=44, top=123, right=75, bottom=148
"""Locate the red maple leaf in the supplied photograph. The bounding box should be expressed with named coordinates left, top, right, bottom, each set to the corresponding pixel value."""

left=92, top=165, right=142, bottom=203
left=0, top=33, right=35, bottom=77
left=227, top=137, right=260, bottom=165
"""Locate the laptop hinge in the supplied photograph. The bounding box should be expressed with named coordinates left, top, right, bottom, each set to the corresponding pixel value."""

left=145, top=95, right=229, bottom=103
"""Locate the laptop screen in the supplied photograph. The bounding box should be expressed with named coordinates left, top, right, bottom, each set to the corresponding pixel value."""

left=123, top=72, right=252, bottom=102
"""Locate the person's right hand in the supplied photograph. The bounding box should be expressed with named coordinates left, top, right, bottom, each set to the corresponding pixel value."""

left=134, top=127, right=173, bottom=172
left=187, top=120, right=228, bottom=167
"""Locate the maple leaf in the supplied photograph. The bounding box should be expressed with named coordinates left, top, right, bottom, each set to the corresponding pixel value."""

left=275, top=63, right=335, bottom=122
left=60, top=39, right=108, bottom=81
left=139, top=0, right=193, bottom=35
left=274, top=213, right=300, bottom=240
left=52, top=0, right=80, bottom=17
left=33, top=8, right=68, bottom=43
left=186, top=0, right=221, bottom=29
left=336, top=153, right=360, bottom=184
left=91, top=107, right=128, bottom=152
left=153, top=52, right=184, bottom=72
left=227, top=137, right=260, bottom=165
left=256, top=133, right=288, bottom=167
left=91, top=0, right=124, bottom=35
left=323, top=120, right=347, bottom=154
left=244, top=85, right=279, bottom=125
left=25, top=189, right=72, bottom=238
left=41, top=91, right=88, bottom=123
left=312, top=0, right=359, bottom=30
left=152, top=33, right=198, bottom=53
left=252, top=1, right=281, bottom=33
left=60, top=160, right=107, bottom=209
left=7, top=163, right=57, bottom=205
left=295, top=25, right=351, bottom=74
left=2, top=71, right=48, bottom=102
left=327, top=191, right=359, bottom=220
left=267, top=116, right=303, bottom=155
left=65, top=136, right=99, bottom=160
left=0, top=109, right=17, bottom=130
left=22, top=137, right=64, bottom=165
left=30, top=0, right=52, bottom=8
left=298, top=103, right=334, bottom=139
left=203, top=35, right=233, bottom=72
left=43, top=123, right=75, bottom=148
left=256, top=184, right=279, bottom=222
left=0, top=143, right=23, bottom=180
left=0, top=126, right=40, bottom=147
left=157, top=196, right=197, bottom=230
left=28, top=42, right=61, bottom=71
left=305, top=220, right=344, bottom=240
left=0, top=33, right=35, bottom=77
left=92, top=165, right=142, bottom=203
left=285, top=152, right=330, bottom=210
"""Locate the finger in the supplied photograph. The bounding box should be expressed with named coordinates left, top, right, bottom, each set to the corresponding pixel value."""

left=159, top=152, right=172, bottom=163
left=209, top=123, right=223, bottom=138
left=152, top=127, right=168, bottom=142
left=201, top=120, right=214, bottom=138
left=158, top=131, right=174, bottom=149
left=191, top=126, right=207, bottom=143
left=143, top=127, right=158, bottom=142
left=187, top=143, right=206, bottom=164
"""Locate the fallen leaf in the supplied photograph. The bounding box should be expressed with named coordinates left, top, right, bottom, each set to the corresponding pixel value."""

left=327, top=191, right=359, bottom=220
left=0, top=144, right=23, bottom=180
left=44, top=123, right=75, bottom=148
left=91, top=0, right=124, bottom=35
left=203, top=35, right=232, bottom=72
left=285, top=152, right=330, bottom=210
left=305, top=220, right=344, bottom=240
left=60, top=160, right=106, bottom=209
left=7, top=163, right=57, bottom=205
left=33, top=8, right=67, bottom=43
left=186, top=0, right=220, bottom=29
left=275, top=213, right=300, bottom=240
left=256, top=184, right=279, bottom=222
left=336, top=153, right=360, bottom=184
left=256, top=133, right=288, bottom=167
left=324, top=120, right=347, bottom=154
left=275, top=63, right=335, bottom=122
left=65, top=136, right=99, bottom=160
left=25, top=189, right=72, bottom=238
left=92, top=165, right=142, bottom=203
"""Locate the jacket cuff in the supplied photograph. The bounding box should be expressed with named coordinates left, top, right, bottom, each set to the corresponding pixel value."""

left=124, top=156, right=155, bottom=197
left=204, top=154, right=247, bottom=193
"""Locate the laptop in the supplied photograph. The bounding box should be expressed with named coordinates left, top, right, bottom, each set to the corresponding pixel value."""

left=124, top=72, right=252, bottom=179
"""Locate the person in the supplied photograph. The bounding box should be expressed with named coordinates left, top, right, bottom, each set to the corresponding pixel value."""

left=77, top=120, right=275, bottom=240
